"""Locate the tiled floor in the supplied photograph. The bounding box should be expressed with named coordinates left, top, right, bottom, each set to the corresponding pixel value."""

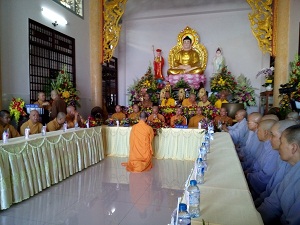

left=0, top=157, right=194, bottom=225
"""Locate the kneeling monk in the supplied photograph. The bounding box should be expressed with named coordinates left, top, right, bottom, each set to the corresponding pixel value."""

left=122, top=112, right=154, bottom=172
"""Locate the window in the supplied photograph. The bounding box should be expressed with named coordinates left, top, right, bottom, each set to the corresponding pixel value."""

left=102, top=57, right=118, bottom=114
left=53, top=0, right=83, bottom=18
left=28, top=19, right=76, bottom=103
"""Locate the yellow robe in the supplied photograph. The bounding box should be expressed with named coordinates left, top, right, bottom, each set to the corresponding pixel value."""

left=125, top=120, right=154, bottom=172
left=0, top=124, right=20, bottom=140
left=214, top=115, right=233, bottom=126
left=128, top=112, right=140, bottom=120
left=188, top=115, right=205, bottom=128
left=170, top=115, right=187, bottom=127
left=160, top=98, right=176, bottom=107
left=214, top=99, right=228, bottom=108
left=182, top=98, right=197, bottom=107
left=46, top=118, right=63, bottom=131
left=111, top=112, right=126, bottom=121
left=147, top=113, right=165, bottom=123
left=20, top=120, right=43, bottom=135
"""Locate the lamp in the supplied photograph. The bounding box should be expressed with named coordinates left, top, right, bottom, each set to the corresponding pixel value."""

left=41, top=7, right=68, bottom=26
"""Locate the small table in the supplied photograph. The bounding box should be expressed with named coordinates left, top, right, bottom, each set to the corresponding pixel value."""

left=260, top=91, right=273, bottom=115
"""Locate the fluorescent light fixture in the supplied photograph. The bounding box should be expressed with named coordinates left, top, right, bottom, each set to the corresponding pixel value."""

left=41, top=7, right=68, bottom=26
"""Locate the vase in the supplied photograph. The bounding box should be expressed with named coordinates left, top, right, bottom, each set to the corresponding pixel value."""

left=266, top=85, right=273, bottom=91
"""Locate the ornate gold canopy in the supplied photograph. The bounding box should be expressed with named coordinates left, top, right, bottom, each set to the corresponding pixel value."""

left=168, top=26, right=208, bottom=73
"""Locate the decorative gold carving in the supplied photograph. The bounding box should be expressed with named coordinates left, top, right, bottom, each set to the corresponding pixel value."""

left=103, top=0, right=127, bottom=63
left=247, top=0, right=274, bottom=55
left=168, top=26, right=208, bottom=74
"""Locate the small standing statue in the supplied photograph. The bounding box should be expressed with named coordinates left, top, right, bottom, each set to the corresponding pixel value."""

left=178, top=88, right=186, bottom=101
left=153, top=48, right=164, bottom=81
left=212, top=47, right=225, bottom=74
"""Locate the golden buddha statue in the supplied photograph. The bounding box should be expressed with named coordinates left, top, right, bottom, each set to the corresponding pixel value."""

left=167, top=26, right=207, bottom=76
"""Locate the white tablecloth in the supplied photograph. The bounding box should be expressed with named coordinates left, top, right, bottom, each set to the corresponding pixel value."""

left=0, top=127, right=104, bottom=210
left=102, top=126, right=205, bottom=160
left=181, top=132, right=263, bottom=225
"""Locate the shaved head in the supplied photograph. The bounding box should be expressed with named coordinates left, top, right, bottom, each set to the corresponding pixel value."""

left=259, top=119, right=277, bottom=131
left=262, top=114, right=279, bottom=121
left=286, top=112, right=299, bottom=121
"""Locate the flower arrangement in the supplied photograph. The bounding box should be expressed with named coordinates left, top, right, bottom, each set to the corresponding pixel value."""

left=9, top=98, right=27, bottom=124
left=208, top=93, right=218, bottom=106
left=256, top=66, right=274, bottom=87
left=232, top=74, right=257, bottom=108
left=173, top=78, right=191, bottom=89
left=174, top=118, right=184, bottom=126
left=210, top=66, right=236, bottom=93
left=120, top=118, right=130, bottom=126
left=51, top=66, right=80, bottom=107
left=159, top=106, right=175, bottom=125
left=147, top=120, right=168, bottom=136
left=105, top=118, right=115, bottom=126
left=289, top=55, right=300, bottom=101
left=87, top=116, right=102, bottom=127
left=279, top=94, right=292, bottom=119
left=129, top=118, right=139, bottom=125
left=199, top=118, right=212, bottom=130
left=182, top=106, right=197, bottom=120
left=201, top=105, right=220, bottom=120
left=127, top=66, right=159, bottom=105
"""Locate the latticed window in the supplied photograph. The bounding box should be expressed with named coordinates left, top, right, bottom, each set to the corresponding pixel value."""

left=28, top=19, right=76, bottom=103
left=53, top=0, right=83, bottom=18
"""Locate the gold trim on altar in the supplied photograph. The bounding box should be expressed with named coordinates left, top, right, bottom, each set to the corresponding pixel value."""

left=168, top=26, right=208, bottom=73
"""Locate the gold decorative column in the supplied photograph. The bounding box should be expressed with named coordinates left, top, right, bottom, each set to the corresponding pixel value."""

left=273, top=0, right=290, bottom=106
left=89, top=0, right=103, bottom=107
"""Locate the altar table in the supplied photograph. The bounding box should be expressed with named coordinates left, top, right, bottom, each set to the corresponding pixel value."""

left=0, top=127, right=104, bottom=210
left=181, top=132, right=263, bottom=225
left=102, top=126, right=205, bottom=160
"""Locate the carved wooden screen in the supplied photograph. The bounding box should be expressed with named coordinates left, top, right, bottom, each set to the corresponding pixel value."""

left=28, top=19, right=76, bottom=103
left=102, top=57, right=118, bottom=114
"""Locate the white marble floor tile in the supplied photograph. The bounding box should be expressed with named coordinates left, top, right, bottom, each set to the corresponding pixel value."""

left=1, top=157, right=194, bottom=225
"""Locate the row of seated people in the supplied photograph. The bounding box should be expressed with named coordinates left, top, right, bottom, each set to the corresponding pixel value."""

left=0, top=105, right=85, bottom=139
left=111, top=104, right=233, bottom=128
left=222, top=108, right=300, bottom=225
left=141, top=91, right=228, bottom=109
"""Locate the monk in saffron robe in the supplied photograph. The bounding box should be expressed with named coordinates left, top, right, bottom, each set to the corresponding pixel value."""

left=47, top=112, right=66, bottom=131
left=122, top=112, right=154, bottom=172
left=170, top=107, right=187, bottom=127
left=111, top=105, right=126, bottom=121
left=0, top=110, right=20, bottom=139
left=20, top=110, right=43, bottom=135
left=182, top=93, right=197, bottom=107
left=188, top=107, right=205, bottom=128
left=128, top=104, right=141, bottom=120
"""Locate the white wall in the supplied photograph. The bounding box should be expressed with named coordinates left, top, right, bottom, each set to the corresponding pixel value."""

left=289, top=0, right=300, bottom=62
left=118, top=0, right=270, bottom=114
left=0, top=0, right=91, bottom=117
